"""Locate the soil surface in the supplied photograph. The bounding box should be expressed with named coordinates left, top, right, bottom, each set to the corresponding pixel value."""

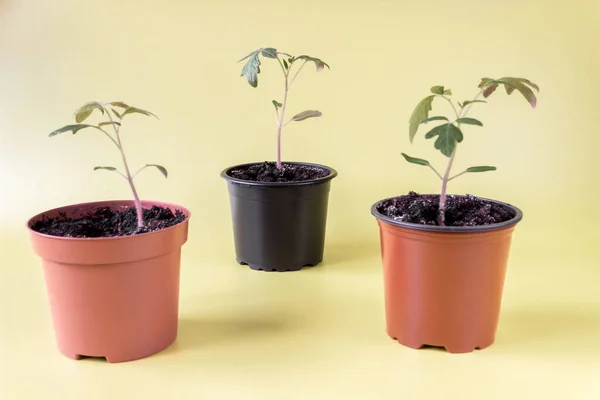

left=228, top=162, right=330, bottom=182
left=377, top=192, right=515, bottom=226
left=30, top=205, right=186, bottom=238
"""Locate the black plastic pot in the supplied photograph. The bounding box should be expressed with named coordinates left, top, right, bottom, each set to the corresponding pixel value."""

left=221, top=161, right=338, bottom=272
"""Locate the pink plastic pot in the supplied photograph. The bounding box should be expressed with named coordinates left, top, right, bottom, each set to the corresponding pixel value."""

left=27, top=200, right=190, bottom=363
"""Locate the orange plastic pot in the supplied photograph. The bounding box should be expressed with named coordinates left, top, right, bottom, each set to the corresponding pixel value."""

left=27, top=200, right=190, bottom=363
left=371, top=195, right=522, bottom=354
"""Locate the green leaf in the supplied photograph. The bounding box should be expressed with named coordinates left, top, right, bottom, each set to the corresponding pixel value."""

left=272, top=100, right=282, bottom=110
left=109, top=101, right=130, bottom=109
left=478, top=78, right=517, bottom=99
left=261, top=48, right=278, bottom=58
left=283, top=59, right=289, bottom=70
left=49, top=124, right=102, bottom=137
left=408, top=95, right=435, bottom=142
left=424, top=123, right=464, bottom=157
left=145, top=164, right=168, bottom=178
left=112, top=109, right=122, bottom=119
left=401, top=153, right=430, bottom=166
left=237, top=49, right=258, bottom=63
left=456, top=117, right=483, bottom=126
left=478, top=77, right=494, bottom=88
left=122, top=107, right=159, bottom=119
left=94, top=166, right=117, bottom=172
left=430, top=86, right=445, bottom=95
left=443, top=89, right=452, bottom=95
left=295, top=55, right=330, bottom=72
left=462, top=99, right=487, bottom=107
left=466, top=166, right=496, bottom=173
left=98, top=121, right=121, bottom=127
left=239, top=50, right=261, bottom=87
left=497, top=77, right=539, bottom=107
left=291, top=110, right=322, bottom=121
left=74, top=101, right=105, bottom=123
left=420, top=116, right=449, bottom=124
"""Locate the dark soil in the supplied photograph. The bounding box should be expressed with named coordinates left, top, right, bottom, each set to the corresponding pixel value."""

left=228, top=162, right=330, bottom=182
left=377, top=192, right=515, bottom=226
left=30, top=205, right=186, bottom=238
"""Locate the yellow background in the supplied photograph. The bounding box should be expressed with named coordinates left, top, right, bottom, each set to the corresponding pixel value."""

left=1, top=0, right=599, bottom=398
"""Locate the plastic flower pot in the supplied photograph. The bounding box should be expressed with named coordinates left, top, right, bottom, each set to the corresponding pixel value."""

left=221, top=161, right=337, bottom=272
left=27, top=200, right=190, bottom=363
left=371, top=195, right=523, bottom=354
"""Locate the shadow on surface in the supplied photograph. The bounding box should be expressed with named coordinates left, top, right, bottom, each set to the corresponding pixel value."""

left=495, top=306, right=600, bottom=358
left=320, top=241, right=379, bottom=269
left=163, top=315, right=289, bottom=355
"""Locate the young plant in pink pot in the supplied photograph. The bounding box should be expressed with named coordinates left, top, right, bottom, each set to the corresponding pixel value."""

left=221, top=48, right=337, bottom=272
left=27, top=100, right=191, bottom=363
left=371, top=77, right=539, bottom=353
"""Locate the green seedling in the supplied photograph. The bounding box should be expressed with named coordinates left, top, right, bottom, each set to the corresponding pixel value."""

left=48, top=100, right=166, bottom=229
left=403, top=77, right=539, bottom=226
left=238, top=47, right=329, bottom=169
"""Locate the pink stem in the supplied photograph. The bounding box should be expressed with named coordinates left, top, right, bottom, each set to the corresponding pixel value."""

left=438, top=148, right=456, bottom=226
left=106, top=108, right=144, bottom=228
left=276, top=57, right=290, bottom=170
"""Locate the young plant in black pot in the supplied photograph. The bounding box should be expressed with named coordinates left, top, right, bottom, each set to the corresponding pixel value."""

left=221, top=47, right=337, bottom=272
left=370, top=77, right=539, bottom=353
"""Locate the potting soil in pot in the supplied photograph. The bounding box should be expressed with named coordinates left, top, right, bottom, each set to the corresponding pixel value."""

left=377, top=192, right=515, bottom=226
left=228, top=161, right=330, bottom=182
left=30, top=205, right=186, bottom=238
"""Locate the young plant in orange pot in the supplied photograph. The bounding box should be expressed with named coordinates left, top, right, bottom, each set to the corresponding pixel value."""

left=221, top=48, right=337, bottom=272
left=371, top=78, right=539, bottom=353
left=27, top=100, right=191, bottom=363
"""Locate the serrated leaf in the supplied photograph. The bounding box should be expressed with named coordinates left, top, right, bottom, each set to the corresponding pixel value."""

left=478, top=77, right=494, bottom=88
left=466, top=166, right=496, bottom=173
left=237, top=49, right=258, bottom=63
left=291, top=110, right=322, bottom=121
left=94, top=166, right=117, bottom=172
left=430, top=86, right=445, bottom=95
left=122, top=107, right=158, bottom=119
left=272, top=100, right=282, bottom=109
left=420, top=116, right=449, bottom=124
left=408, top=95, right=435, bottom=142
left=146, top=164, right=168, bottom=178
left=295, top=55, right=330, bottom=72
left=456, top=117, right=483, bottom=126
left=401, top=153, right=430, bottom=166
left=49, top=124, right=102, bottom=137
left=497, top=77, right=538, bottom=107
left=261, top=48, right=277, bottom=58
left=424, top=123, right=464, bottom=157
left=109, top=101, right=130, bottom=109
left=462, top=99, right=487, bottom=107
left=74, top=101, right=105, bottom=123
left=98, top=121, right=121, bottom=127
left=499, top=77, right=539, bottom=92
left=479, top=78, right=518, bottom=96
left=239, top=50, right=261, bottom=87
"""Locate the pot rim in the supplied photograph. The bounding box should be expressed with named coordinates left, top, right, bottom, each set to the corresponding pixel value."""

left=26, top=199, right=191, bottom=241
left=371, top=194, right=523, bottom=233
left=220, top=161, right=338, bottom=187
